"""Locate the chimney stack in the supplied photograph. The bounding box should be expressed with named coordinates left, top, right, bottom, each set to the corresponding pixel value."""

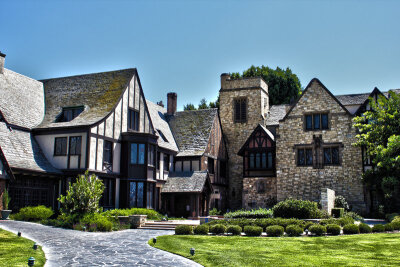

left=167, top=92, right=177, bottom=115
left=220, top=73, right=231, bottom=89
left=0, top=52, right=5, bottom=75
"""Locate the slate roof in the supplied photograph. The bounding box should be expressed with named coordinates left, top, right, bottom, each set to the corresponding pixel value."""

left=335, top=93, right=370, bottom=106
left=37, top=69, right=136, bottom=129
left=0, top=123, right=60, bottom=174
left=265, top=105, right=288, bottom=126
left=0, top=68, right=45, bottom=129
left=168, top=108, right=218, bottom=157
left=161, top=171, right=210, bottom=193
left=145, top=100, right=178, bottom=152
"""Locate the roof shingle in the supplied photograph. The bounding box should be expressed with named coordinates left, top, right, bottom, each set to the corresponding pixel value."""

left=161, top=171, right=209, bottom=193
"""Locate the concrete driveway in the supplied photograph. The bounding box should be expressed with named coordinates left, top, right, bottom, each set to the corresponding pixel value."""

left=0, top=220, right=201, bottom=267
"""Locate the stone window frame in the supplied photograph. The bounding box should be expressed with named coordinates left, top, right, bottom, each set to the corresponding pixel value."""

left=294, top=140, right=343, bottom=169
left=233, top=97, right=247, bottom=123
left=303, top=111, right=331, bottom=131
left=296, top=146, right=313, bottom=167
left=322, top=145, right=341, bottom=166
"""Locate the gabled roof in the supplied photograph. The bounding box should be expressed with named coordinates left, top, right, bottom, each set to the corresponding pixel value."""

left=0, top=123, right=60, bottom=174
left=0, top=69, right=45, bottom=129
left=161, top=171, right=212, bottom=193
left=168, top=108, right=218, bottom=157
left=238, top=124, right=275, bottom=156
left=145, top=100, right=178, bottom=152
left=280, top=78, right=352, bottom=122
left=37, top=69, right=136, bottom=129
left=265, top=104, right=288, bottom=126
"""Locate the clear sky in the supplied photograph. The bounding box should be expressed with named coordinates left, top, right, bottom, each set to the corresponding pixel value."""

left=1, top=0, right=399, bottom=110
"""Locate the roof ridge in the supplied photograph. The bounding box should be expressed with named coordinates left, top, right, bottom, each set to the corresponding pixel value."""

left=40, top=68, right=136, bottom=81
left=4, top=68, right=43, bottom=83
left=175, top=108, right=218, bottom=114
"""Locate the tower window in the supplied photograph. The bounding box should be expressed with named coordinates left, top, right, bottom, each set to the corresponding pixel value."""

left=234, top=98, right=247, bottom=123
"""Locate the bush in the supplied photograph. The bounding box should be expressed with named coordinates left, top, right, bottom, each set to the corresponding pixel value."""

left=345, top=211, right=363, bottom=221
left=384, top=223, right=394, bottom=232
left=309, top=224, right=326, bottom=236
left=103, top=208, right=162, bottom=221
left=224, top=208, right=273, bottom=219
left=326, top=224, right=341, bottom=235
left=392, top=216, right=400, bottom=223
left=2, top=188, right=10, bottom=210
left=272, top=199, right=320, bottom=219
left=337, top=216, right=354, bottom=226
left=58, top=171, right=104, bottom=215
left=226, top=225, right=242, bottom=236
left=391, top=221, right=400, bottom=230
left=175, top=225, right=193, bottom=235
left=386, top=213, right=399, bottom=222
left=210, top=224, right=227, bottom=235
left=331, top=208, right=344, bottom=218
left=359, top=223, right=372, bottom=233
left=194, top=225, right=209, bottom=235
left=304, top=221, right=315, bottom=230
left=343, top=224, right=359, bottom=235
left=12, top=205, right=54, bottom=222
left=244, top=226, right=263, bottom=237
left=285, top=225, right=303, bottom=236
left=80, top=213, right=112, bottom=232
left=209, top=208, right=221, bottom=216
left=372, top=224, right=385, bottom=233
left=334, top=195, right=350, bottom=211
left=266, top=225, right=284, bottom=237
left=319, top=219, right=340, bottom=226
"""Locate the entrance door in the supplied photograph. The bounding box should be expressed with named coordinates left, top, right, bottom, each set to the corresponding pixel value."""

left=129, top=181, right=144, bottom=208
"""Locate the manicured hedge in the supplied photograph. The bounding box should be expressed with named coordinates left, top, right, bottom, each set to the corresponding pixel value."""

left=266, top=225, right=284, bottom=237
left=326, top=224, right=341, bottom=235
left=309, top=225, right=326, bottom=236
left=343, top=224, right=359, bottom=235
left=205, top=218, right=305, bottom=231
left=272, top=199, right=321, bottom=219
left=304, top=221, right=315, bottom=230
left=175, top=225, right=193, bottom=235
left=359, top=223, right=372, bottom=233
left=224, top=208, right=273, bottom=219
left=210, top=224, right=227, bottom=235
left=103, top=208, right=162, bottom=221
left=227, top=225, right=242, bottom=236
left=80, top=213, right=113, bottom=232
left=372, top=224, right=385, bottom=233
left=244, top=226, right=263, bottom=237
left=194, top=225, right=209, bottom=235
left=391, top=221, right=400, bottom=230
left=12, top=206, right=54, bottom=222
left=285, top=225, right=303, bottom=237
left=384, top=223, right=394, bottom=232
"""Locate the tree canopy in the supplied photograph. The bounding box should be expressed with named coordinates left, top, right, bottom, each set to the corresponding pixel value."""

left=183, top=96, right=220, bottom=111
left=231, top=65, right=302, bottom=105
left=353, top=91, right=400, bottom=212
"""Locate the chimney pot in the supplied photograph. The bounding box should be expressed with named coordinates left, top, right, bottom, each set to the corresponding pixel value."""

left=167, top=92, right=177, bottom=115
left=0, top=51, right=6, bottom=75
left=157, top=101, right=164, bottom=107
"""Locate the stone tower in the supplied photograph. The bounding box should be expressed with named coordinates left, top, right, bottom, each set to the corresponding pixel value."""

left=219, top=74, right=269, bottom=209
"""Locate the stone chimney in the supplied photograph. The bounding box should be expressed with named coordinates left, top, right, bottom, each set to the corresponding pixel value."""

left=220, top=73, right=231, bottom=89
left=167, top=92, right=177, bottom=115
left=0, top=52, right=5, bottom=74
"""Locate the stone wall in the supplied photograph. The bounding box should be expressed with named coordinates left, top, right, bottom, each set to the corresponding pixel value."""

left=219, top=74, right=268, bottom=209
left=243, top=177, right=277, bottom=209
left=276, top=79, right=366, bottom=212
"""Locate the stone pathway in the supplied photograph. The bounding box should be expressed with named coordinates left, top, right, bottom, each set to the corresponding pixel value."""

left=0, top=220, right=201, bottom=267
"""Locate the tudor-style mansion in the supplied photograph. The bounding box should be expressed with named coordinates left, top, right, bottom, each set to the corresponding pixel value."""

left=0, top=51, right=396, bottom=215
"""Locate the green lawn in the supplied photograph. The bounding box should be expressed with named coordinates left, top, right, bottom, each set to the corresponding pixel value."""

left=149, top=233, right=400, bottom=266
left=0, top=229, right=46, bottom=267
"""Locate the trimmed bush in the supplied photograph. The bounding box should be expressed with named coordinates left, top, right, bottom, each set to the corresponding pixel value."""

left=319, top=219, right=340, bottom=226
left=391, top=221, right=400, bottom=230
left=103, top=208, right=162, bottom=221
left=194, top=225, right=209, bottom=235
left=266, top=225, right=284, bottom=237
left=344, top=212, right=363, bottom=221
left=80, top=213, right=113, bottom=232
left=326, top=224, right=341, bottom=235
left=309, top=224, right=326, bottom=236
left=224, top=208, right=273, bottom=219
left=331, top=208, right=344, bottom=218
left=343, top=224, right=359, bottom=235
left=384, top=223, right=394, bottom=232
left=372, top=224, right=385, bottom=233
left=304, top=221, right=315, bottom=230
left=272, top=199, right=320, bottom=219
left=244, top=226, right=263, bottom=237
left=392, top=217, right=400, bottom=224
left=226, top=225, right=242, bottom=236
left=337, top=216, right=354, bottom=226
left=359, top=223, right=372, bottom=233
left=386, top=213, right=399, bottom=222
left=210, top=224, right=227, bottom=235
left=285, top=225, right=303, bottom=237
left=175, top=225, right=193, bottom=235
left=12, top=205, right=54, bottom=222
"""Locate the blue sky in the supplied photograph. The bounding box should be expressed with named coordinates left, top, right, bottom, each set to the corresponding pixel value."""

left=1, top=0, right=399, bottom=110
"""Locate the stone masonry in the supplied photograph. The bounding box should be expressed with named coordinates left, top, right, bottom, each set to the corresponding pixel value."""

left=242, top=177, right=277, bottom=209
left=219, top=74, right=269, bottom=209
left=276, top=79, right=366, bottom=212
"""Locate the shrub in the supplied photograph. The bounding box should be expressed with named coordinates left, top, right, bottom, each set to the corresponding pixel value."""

left=326, top=224, right=341, bottom=235
left=319, top=219, right=340, bottom=226
left=175, top=225, right=193, bottom=235
left=337, top=216, right=354, bottom=226
left=343, top=224, right=359, bottom=235
left=12, top=205, right=54, bottom=222
left=58, top=171, right=104, bottom=215
left=227, top=225, right=242, bottom=236
left=386, top=213, right=399, bottom=222
left=103, top=208, right=162, bottom=221
left=334, top=195, right=350, bottom=211
left=372, top=224, right=385, bottom=233
left=224, top=208, right=273, bottom=219
left=309, top=224, right=326, bottom=236
left=194, top=225, right=209, bottom=235
left=359, top=223, right=372, bottom=233
left=285, top=225, right=303, bottom=236
left=391, top=221, right=400, bottom=230
left=209, top=208, right=221, bottom=216
left=331, top=208, right=344, bottom=218
left=345, top=211, right=363, bottom=221
left=392, top=216, right=400, bottom=223
left=244, top=226, right=263, bottom=237
left=304, top=221, right=315, bottom=230
left=266, top=225, right=284, bottom=237
left=80, top=213, right=112, bottom=232
left=2, top=188, right=10, bottom=210
left=272, top=199, right=320, bottom=219
left=210, top=224, right=227, bottom=235
left=384, top=223, right=394, bottom=232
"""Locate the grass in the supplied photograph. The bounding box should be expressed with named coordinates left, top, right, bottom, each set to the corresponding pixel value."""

left=0, top=229, right=46, bottom=267
left=149, top=233, right=400, bottom=266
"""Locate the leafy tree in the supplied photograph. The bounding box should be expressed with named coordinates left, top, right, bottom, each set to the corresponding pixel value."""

left=183, top=97, right=219, bottom=110
left=58, top=171, right=105, bottom=215
left=198, top=98, right=208, bottom=109
left=183, top=103, right=196, bottom=111
left=231, top=65, right=302, bottom=105
left=353, top=91, right=400, bottom=211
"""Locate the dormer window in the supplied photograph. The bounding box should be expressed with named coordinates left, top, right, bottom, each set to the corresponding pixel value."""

left=56, top=106, right=84, bottom=122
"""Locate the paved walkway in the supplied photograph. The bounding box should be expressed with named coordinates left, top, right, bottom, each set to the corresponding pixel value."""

left=0, top=220, right=201, bottom=267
